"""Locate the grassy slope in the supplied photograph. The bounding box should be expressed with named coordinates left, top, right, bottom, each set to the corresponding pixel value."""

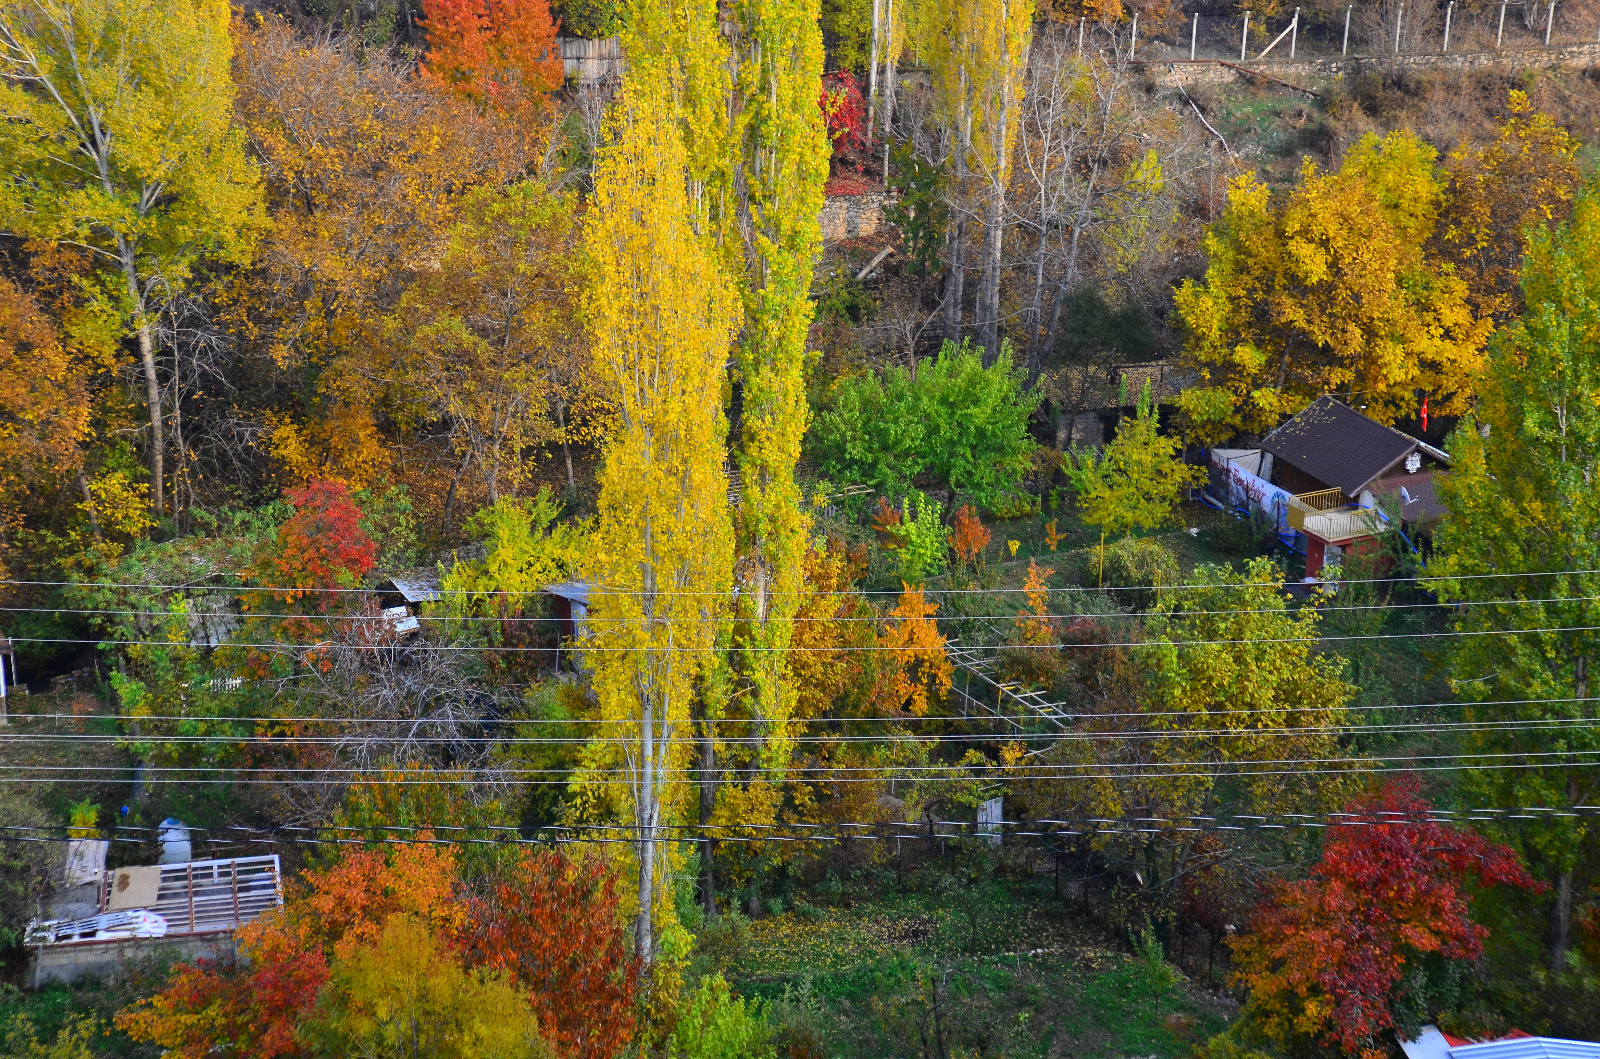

left=709, top=882, right=1236, bottom=1059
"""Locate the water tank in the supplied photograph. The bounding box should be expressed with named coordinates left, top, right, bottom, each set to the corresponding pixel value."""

left=157, top=819, right=191, bottom=864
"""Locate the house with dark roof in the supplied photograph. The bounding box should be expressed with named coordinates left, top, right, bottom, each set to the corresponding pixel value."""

left=1256, top=396, right=1451, bottom=575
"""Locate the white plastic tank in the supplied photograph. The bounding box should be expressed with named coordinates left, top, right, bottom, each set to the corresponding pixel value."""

left=157, top=818, right=191, bottom=864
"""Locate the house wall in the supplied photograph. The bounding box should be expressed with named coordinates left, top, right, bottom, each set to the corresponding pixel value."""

left=29, top=933, right=237, bottom=988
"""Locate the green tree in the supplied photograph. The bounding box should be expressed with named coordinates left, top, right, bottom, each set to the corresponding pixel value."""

left=810, top=339, right=1039, bottom=511
left=1066, top=381, right=1201, bottom=581
left=1428, top=190, right=1600, bottom=973
left=0, top=0, right=263, bottom=523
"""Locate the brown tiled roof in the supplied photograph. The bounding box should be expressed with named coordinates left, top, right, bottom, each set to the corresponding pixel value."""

left=1259, top=396, right=1422, bottom=496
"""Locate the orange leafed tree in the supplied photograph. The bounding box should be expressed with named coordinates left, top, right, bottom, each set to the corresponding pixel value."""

left=120, top=840, right=638, bottom=1059
left=874, top=585, right=952, bottom=716
left=420, top=0, right=563, bottom=115
left=950, top=504, right=991, bottom=566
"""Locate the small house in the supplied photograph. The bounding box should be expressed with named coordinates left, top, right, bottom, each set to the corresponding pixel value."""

left=1403, top=1024, right=1600, bottom=1059
left=1210, top=396, right=1450, bottom=577
left=376, top=571, right=443, bottom=636
left=26, top=833, right=284, bottom=987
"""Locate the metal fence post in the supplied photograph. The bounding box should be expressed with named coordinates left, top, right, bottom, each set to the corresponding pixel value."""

left=1290, top=7, right=1300, bottom=56
left=1443, top=1, right=1453, bottom=51
left=1546, top=0, right=1556, bottom=45
left=1192, top=12, right=1198, bottom=59
left=1242, top=10, right=1251, bottom=59
left=1497, top=1, right=1507, bottom=46
left=1130, top=11, right=1138, bottom=58
left=1343, top=4, right=1352, bottom=54
left=1395, top=3, right=1404, bottom=53
left=1078, top=15, right=1084, bottom=56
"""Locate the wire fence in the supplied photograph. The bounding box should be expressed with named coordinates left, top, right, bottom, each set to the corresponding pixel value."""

left=1099, top=1, right=1600, bottom=63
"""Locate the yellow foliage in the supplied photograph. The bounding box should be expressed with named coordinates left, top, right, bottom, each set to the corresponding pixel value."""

left=576, top=50, right=741, bottom=963
left=875, top=585, right=952, bottom=716
left=1175, top=131, right=1490, bottom=440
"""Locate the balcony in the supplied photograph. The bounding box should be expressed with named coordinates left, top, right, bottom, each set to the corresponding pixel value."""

left=1285, top=488, right=1379, bottom=543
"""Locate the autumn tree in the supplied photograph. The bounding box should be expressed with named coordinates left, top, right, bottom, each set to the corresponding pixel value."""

left=230, top=17, right=540, bottom=493
left=1066, top=381, right=1200, bottom=577
left=420, top=0, right=563, bottom=118
left=873, top=586, right=952, bottom=717
left=1229, top=780, right=1539, bottom=1059
left=0, top=280, right=92, bottom=545
left=913, top=0, right=1036, bottom=355
left=466, top=850, right=639, bottom=1059
left=121, top=841, right=636, bottom=1059
left=1437, top=90, right=1582, bottom=323
left=1135, top=557, right=1353, bottom=823
left=1175, top=131, right=1490, bottom=440
left=1428, top=189, right=1600, bottom=972
left=577, top=31, right=741, bottom=964
left=303, top=914, right=550, bottom=1059
left=0, top=0, right=263, bottom=523
left=393, top=182, right=591, bottom=508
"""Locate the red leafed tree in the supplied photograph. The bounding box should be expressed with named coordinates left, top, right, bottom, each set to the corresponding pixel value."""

left=260, top=479, right=377, bottom=608
left=1229, top=779, right=1541, bottom=1059
left=420, top=0, right=563, bottom=114
left=465, top=849, right=639, bottom=1059
left=819, top=71, right=867, bottom=165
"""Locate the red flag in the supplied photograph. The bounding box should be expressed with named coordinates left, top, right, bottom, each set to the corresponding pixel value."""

left=1420, top=394, right=1429, bottom=433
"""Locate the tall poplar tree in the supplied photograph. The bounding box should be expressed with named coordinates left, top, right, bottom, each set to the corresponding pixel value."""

left=580, top=30, right=741, bottom=965
left=1429, top=190, right=1600, bottom=973
left=621, top=0, right=829, bottom=911
left=0, top=0, right=262, bottom=524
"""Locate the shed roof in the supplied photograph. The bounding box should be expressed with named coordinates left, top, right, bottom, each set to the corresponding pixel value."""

left=1260, top=396, right=1440, bottom=496
left=543, top=581, right=591, bottom=605
left=377, top=573, right=442, bottom=604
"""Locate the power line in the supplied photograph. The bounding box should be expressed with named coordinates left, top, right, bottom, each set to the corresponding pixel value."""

left=7, top=566, right=1600, bottom=597
left=10, top=715, right=1600, bottom=747
left=6, top=592, right=1598, bottom=624
left=8, top=694, right=1592, bottom=726
left=8, top=621, right=1597, bottom=653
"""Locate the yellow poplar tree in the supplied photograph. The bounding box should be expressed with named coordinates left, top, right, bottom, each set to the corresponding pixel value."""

left=914, top=0, right=1035, bottom=355
left=0, top=0, right=263, bottom=523
left=578, top=55, right=741, bottom=968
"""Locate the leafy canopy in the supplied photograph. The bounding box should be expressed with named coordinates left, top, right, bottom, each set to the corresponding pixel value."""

left=1067, top=381, right=1201, bottom=539
left=1175, top=131, right=1489, bottom=440
left=810, top=339, right=1039, bottom=511
left=1229, top=780, right=1539, bottom=1059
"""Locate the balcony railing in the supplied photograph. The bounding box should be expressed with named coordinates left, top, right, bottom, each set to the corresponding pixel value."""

left=1285, top=491, right=1379, bottom=542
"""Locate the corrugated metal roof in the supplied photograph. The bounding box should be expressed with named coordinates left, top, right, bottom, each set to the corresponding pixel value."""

left=379, top=574, right=442, bottom=604
left=544, top=581, right=591, bottom=605
left=1451, top=1037, right=1600, bottom=1059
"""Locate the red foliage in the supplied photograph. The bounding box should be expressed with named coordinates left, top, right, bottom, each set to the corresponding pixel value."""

left=262, top=479, right=377, bottom=606
left=819, top=71, right=868, bottom=164
left=465, top=849, right=639, bottom=1059
left=1229, top=779, right=1542, bottom=1058
left=119, top=841, right=639, bottom=1059
left=420, top=0, right=563, bottom=114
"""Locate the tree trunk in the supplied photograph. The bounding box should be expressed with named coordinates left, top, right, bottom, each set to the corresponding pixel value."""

left=637, top=694, right=657, bottom=964
left=978, top=192, right=1004, bottom=364
left=557, top=401, right=577, bottom=497
left=699, top=727, right=717, bottom=919
left=124, top=257, right=165, bottom=527
left=1550, top=866, right=1574, bottom=971
left=943, top=214, right=967, bottom=343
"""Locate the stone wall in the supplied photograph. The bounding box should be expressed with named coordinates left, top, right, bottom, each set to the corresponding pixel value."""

left=29, top=933, right=237, bottom=988
left=1150, top=41, right=1600, bottom=91
left=819, top=189, right=894, bottom=245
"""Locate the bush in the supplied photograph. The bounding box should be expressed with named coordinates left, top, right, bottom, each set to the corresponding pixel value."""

left=673, top=974, right=775, bottom=1059
left=1104, top=537, right=1180, bottom=609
